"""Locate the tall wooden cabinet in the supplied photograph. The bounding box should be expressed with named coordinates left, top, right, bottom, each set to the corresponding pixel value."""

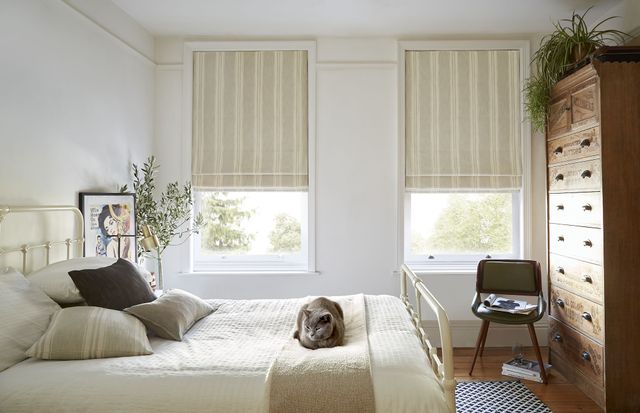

left=546, top=47, right=640, bottom=412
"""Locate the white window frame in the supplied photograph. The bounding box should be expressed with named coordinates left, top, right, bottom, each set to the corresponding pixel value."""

left=397, top=40, right=532, bottom=273
left=181, top=41, right=317, bottom=274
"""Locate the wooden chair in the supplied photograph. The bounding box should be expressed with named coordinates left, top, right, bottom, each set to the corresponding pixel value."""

left=468, top=259, right=548, bottom=384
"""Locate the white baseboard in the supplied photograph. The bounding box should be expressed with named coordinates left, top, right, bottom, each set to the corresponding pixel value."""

left=422, top=320, right=548, bottom=348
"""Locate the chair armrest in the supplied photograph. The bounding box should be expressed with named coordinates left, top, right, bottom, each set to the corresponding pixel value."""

left=471, top=292, right=482, bottom=315
left=537, top=293, right=546, bottom=315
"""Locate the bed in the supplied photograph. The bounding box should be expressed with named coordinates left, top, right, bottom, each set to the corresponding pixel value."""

left=0, top=205, right=456, bottom=413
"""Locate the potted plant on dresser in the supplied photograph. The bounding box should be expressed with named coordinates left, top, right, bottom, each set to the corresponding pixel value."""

left=524, top=7, right=629, bottom=132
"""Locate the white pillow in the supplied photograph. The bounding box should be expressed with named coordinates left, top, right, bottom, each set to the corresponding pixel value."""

left=27, top=257, right=117, bottom=303
left=26, top=257, right=153, bottom=304
left=0, top=267, right=61, bottom=371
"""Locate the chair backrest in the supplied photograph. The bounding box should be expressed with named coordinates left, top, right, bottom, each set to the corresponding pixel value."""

left=476, top=259, right=541, bottom=296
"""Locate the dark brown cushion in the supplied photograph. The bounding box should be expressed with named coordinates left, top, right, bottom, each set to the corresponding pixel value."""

left=68, top=259, right=156, bottom=310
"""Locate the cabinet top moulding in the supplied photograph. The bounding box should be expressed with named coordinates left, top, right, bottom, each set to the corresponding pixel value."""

left=550, top=46, right=640, bottom=97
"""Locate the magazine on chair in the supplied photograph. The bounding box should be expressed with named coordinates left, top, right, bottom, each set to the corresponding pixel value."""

left=482, top=294, right=537, bottom=314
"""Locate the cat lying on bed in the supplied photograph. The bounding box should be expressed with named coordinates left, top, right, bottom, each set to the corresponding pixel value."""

left=293, top=297, right=345, bottom=350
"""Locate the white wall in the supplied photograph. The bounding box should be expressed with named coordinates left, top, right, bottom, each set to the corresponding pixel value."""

left=154, top=37, right=549, bottom=346
left=0, top=0, right=155, bottom=205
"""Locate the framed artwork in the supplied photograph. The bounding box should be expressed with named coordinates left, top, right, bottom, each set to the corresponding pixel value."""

left=79, top=192, right=137, bottom=262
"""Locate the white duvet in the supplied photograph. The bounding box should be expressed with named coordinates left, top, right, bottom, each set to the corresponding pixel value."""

left=0, top=295, right=448, bottom=413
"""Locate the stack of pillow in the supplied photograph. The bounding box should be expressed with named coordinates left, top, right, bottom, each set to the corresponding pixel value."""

left=0, top=257, right=215, bottom=372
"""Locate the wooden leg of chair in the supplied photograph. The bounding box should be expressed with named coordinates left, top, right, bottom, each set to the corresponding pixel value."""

left=527, top=323, right=548, bottom=384
left=479, top=321, right=490, bottom=356
left=469, top=320, right=490, bottom=376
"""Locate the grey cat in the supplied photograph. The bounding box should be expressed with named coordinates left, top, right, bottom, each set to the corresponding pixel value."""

left=293, top=297, right=345, bottom=350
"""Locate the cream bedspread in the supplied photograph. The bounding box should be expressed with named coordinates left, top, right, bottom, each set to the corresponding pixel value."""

left=0, top=295, right=448, bottom=413
left=268, top=294, right=375, bottom=413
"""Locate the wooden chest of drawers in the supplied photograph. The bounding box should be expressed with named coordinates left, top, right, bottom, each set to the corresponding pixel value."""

left=545, top=48, right=640, bottom=412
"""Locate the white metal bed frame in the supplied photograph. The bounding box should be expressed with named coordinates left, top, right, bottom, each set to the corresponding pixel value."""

left=0, top=205, right=84, bottom=273
left=1, top=205, right=456, bottom=412
left=400, top=264, right=456, bottom=412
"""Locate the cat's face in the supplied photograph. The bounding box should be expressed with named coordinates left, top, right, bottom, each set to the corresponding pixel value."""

left=303, top=311, right=334, bottom=341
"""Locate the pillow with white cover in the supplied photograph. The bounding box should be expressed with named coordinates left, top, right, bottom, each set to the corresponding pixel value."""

left=26, top=306, right=153, bottom=360
left=27, top=257, right=152, bottom=304
left=0, top=267, right=61, bottom=371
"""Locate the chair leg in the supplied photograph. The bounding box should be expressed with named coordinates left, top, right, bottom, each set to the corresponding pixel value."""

left=479, top=320, right=490, bottom=357
left=527, top=323, right=548, bottom=384
left=469, top=320, right=490, bottom=376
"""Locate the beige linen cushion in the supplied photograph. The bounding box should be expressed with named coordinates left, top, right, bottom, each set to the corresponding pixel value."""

left=124, top=289, right=214, bottom=341
left=0, top=268, right=61, bottom=371
left=26, top=306, right=153, bottom=360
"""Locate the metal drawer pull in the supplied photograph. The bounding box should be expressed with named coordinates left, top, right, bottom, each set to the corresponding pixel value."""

left=582, top=312, right=593, bottom=322
left=582, top=204, right=592, bottom=211
left=554, top=147, right=563, bottom=155
left=581, top=170, right=592, bottom=179
left=557, top=266, right=565, bottom=274
left=581, top=274, right=593, bottom=283
left=427, top=255, right=435, bottom=259
left=552, top=334, right=562, bottom=342
left=582, top=351, right=591, bottom=361
left=580, top=139, right=591, bottom=148
left=583, top=239, right=593, bottom=247
left=555, top=298, right=565, bottom=308
left=556, top=204, right=564, bottom=210
left=563, top=105, right=571, bottom=112
left=558, top=236, right=565, bottom=242
left=555, top=174, right=564, bottom=181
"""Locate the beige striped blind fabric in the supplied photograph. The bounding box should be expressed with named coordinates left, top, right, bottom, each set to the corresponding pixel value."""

left=405, top=50, right=522, bottom=191
left=192, top=50, right=308, bottom=190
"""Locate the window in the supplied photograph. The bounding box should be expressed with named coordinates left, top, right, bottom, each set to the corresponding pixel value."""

left=405, top=192, right=520, bottom=266
left=188, top=43, right=315, bottom=272
left=193, top=191, right=308, bottom=271
left=403, top=45, right=525, bottom=269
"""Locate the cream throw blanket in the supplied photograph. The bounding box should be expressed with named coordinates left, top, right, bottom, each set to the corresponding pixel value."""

left=267, top=294, right=375, bottom=413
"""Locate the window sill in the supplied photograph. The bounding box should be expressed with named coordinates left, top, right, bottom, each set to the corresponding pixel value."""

left=180, top=270, right=320, bottom=277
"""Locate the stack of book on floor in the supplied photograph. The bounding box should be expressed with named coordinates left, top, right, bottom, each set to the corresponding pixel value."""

left=501, top=358, right=551, bottom=382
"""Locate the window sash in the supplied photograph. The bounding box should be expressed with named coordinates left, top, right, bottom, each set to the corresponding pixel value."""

left=192, top=191, right=309, bottom=272
left=403, top=191, right=521, bottom=268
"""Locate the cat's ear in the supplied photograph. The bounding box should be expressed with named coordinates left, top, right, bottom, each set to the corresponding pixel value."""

left=320, top=313, right=332, bottom=322
left=303, top=309, right=311, bottom=318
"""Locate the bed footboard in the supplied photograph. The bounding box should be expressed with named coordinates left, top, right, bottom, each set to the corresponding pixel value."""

left=400, top=264, right=456, bottom=413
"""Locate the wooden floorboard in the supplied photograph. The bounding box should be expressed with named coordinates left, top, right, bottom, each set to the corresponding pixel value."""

left=455, top=347, right=603, bottom=413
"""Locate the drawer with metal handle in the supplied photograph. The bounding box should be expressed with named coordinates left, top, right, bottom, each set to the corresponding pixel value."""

left=549, top=317, right=604, bottom=386
left=548, top=192, right=602, bottom=228
left=550, top=286, right=604, bottom=342
left=548, top=158, right=601, bottom=193
left=549, top=254, right=603, bottom=304
left=547, top=126, right=601, bottom=165
left=548, top=224, right=602, bottom=264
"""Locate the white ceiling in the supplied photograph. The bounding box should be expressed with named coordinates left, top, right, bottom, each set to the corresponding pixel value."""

left=111, top=0, right=622, bottom=37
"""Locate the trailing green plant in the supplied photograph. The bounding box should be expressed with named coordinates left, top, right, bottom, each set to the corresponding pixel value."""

left=525, top=7, right=629, bottom=132
left=524, top=75, right=552, bottom=133
left=120, top=156, right=203, bottom=257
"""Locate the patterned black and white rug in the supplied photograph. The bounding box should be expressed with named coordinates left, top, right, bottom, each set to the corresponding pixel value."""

left=456, top=380, right=552, bottom=413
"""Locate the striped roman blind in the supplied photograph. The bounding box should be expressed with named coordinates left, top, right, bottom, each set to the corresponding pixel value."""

left=192, top=50, right=308, bottom=190
left=405, top=50, right=522, bottom=191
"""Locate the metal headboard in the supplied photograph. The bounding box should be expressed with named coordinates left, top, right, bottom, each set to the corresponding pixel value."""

left=0, top=205, right=84, bottom=274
